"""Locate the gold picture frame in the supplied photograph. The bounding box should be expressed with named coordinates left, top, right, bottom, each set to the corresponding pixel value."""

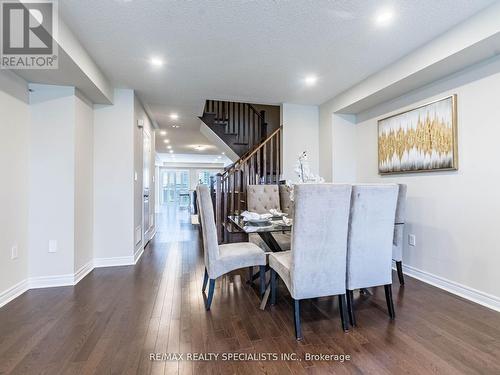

left=378, top=94, right=458, bottom=175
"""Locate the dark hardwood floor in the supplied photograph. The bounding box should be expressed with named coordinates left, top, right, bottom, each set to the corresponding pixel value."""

left=1, top=205, right=500, bottom=374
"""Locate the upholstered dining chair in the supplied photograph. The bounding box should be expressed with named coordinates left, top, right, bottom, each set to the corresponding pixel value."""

left=196, top=185, right=267, bottom=310
left=269, top=184, right=353, bottom=340
left=393, top=184, right=407, bottom=285
left=279, top=184, right=294, bottom=218
left=246, top=185, right=291, bottom=251
left=345, top=184, right=399, bottom=326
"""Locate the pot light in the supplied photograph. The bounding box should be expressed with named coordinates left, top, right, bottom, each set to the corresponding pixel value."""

left=172, top=125, right=180, bottom=129
left=159, top=130, right=167, bottom=136
left=169, top=150, right=174, bottom=154
left=304, top=75, right=318, bottom=86
left=163, top=139, right=170, bottom=144
left=167, top=145, right=172, bottom=149
left=374, top=8, right=394, bottom=27
left=170, top=113, right=179, bottom=120
left=150, top=57, right=164, bottom=67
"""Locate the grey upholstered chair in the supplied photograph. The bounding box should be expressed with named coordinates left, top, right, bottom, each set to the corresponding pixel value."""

left=247, top=184, right=291, bottom=252
left=269, top=184, right=352, bottom=340
left=346, top=184, right=399, bottom=326
left=393, top=184, right=407, bottom=285
left=196, top=185, right=267, bottom=310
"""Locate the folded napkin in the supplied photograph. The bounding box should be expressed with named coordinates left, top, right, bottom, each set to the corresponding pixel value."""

left=241, top=211, right=272, bottom=221
left=280, top=217, right=293, bottom=226
left=269, top=208, right=287, bottom=217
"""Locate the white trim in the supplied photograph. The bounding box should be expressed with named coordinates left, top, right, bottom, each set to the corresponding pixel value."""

left=28, top=274, right=75, bottom=289
left=0, top=279, right=29, bottom=309
left=400, top=263, right=500, bottom=312
left=74, top=260, right=94, bottom=284
left=93, top=256, right=134, bottom=268
left=134, top=247, right=144, bottom=264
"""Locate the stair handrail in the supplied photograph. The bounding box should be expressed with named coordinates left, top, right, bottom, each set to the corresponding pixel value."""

left=221, top=126, right=282, bottom=178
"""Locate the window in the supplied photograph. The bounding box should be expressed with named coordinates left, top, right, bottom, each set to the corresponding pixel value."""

left=198, top=170, right=216, bottom=185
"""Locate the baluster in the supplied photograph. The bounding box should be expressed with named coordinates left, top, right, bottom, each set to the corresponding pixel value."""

left=270, top=136, right=274, bottom=184
left=230, top=172, right=234, bottom=217
left=238, top=102, right=241, bottom=142
left=277, top=132, right=281, bottom=179
left=215, top=173, right=223, bottom=243
left=257, top=143, right=261, bottom=183
left=263, top=143, right=267, bottom=184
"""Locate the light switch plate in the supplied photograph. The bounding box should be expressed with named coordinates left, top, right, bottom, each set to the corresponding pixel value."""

left=408, top=234, right=416, bottom=247
left=11, top=245, right=18, bottom=259
left=49, top=240, right=57, bottom=253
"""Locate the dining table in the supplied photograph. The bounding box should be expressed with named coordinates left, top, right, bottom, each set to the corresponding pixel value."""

left=228, top=214, right=292, bottom=309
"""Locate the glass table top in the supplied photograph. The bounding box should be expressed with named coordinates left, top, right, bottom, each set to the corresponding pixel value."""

left=228, top=215, right=292, bottom=234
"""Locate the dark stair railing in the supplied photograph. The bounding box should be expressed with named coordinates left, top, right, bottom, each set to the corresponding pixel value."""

left=212, top=127, right=282, bottom=243
left=200, top=100, right=268, bottom=157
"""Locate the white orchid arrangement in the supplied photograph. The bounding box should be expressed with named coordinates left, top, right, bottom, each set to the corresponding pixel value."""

left=285, top=151, right=325, bottom=201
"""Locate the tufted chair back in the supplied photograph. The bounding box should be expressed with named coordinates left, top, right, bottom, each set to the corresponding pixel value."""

left=279, top=185, right=294, bottom=217
left=246, top=185, right=280, bottom=214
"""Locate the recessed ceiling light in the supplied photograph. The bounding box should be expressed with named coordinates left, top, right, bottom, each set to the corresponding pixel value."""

left=304, top=75, right=318, bottom=86
left=170, top=113, right=179, bottom=120
left=169, top=150, right=174, bottom=154
left=150, top=57, right=164, bottom=67
left=163, top=139, right=170, bottom=143
left=374, top=8, right=394, bottom=27
left=159, top=130, right=167, bottom=136
left=167, top=145, right=172, bottom=149
left=222, top=152, right=225, bottom=155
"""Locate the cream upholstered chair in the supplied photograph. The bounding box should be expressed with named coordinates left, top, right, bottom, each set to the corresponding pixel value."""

left=279, top=184, right=294, bottom=218
left=197, top=185, right=267, bottom=310
left=393, top=184, right=407, bottom=285
left=246, top=185, right=291, bottom=251
left=269, top=184, right=352, bottom=340
left=346, top=184, right=399, bottom=326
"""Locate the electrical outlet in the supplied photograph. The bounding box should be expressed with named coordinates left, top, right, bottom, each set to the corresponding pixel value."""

left=11, top=245, right=18, bottom=259
left=48, top=240, right=57, bottom=253
left=408, top=234, right=416, bottom=247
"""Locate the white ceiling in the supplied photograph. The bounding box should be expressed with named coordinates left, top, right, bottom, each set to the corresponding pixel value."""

left=59, top=0, right=497, bottom=152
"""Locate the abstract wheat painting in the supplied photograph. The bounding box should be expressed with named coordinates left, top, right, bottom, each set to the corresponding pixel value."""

left=378, top=95, right=458, bottom=174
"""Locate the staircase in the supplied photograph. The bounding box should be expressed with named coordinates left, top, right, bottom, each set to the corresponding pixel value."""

left=200, top=100, right=282, bottom=243
left=200, top=100, right=268, bottom=157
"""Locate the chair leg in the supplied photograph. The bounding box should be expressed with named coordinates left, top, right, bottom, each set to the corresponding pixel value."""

left=205, top=279, right=216, bottom=311
left=396, top=261, right=405, bottom=285
left=270, top=269, right=277, bottom=305
left=202, top=267, right=208, bottom=292
left=247, top=266, right=254, bottom=284
left=293, top=299, right=302, bottom=340
left=346, top=289, right=356, bottom=326
left=384, top=284, right=396, bottom=319
left=338, top=294, right=349, bottom=332
left=259, top=266, right=266, bottom=297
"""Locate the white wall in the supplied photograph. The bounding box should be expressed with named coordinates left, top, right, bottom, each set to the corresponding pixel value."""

left=334, top=62, right=500, bottom=309
left=331, top=114, right=357, bottom=183
left=93, top=89, right=135, bottom=262
left=281, top=103, right=319, bottom=181
left=28, top=85, right=76, bottom=279
left=74, top=91, right=94, bottom=272
left=0, top=71, right=29, bottom=303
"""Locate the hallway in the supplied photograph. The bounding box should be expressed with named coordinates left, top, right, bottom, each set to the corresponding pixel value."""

left=1, top=206, right=500, bottom=374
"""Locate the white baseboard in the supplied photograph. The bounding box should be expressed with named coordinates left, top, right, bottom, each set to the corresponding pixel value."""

left=93, top=256, right=134, bottom=268
left=74, top=260, right=94, bottom=284
left=134, top=247, right=144, bottom=264
left=400, top=263, right=500, bottom=312
left=28, top=274, right=75, bottom=289
left=0, top=279, right=29, bottom=309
